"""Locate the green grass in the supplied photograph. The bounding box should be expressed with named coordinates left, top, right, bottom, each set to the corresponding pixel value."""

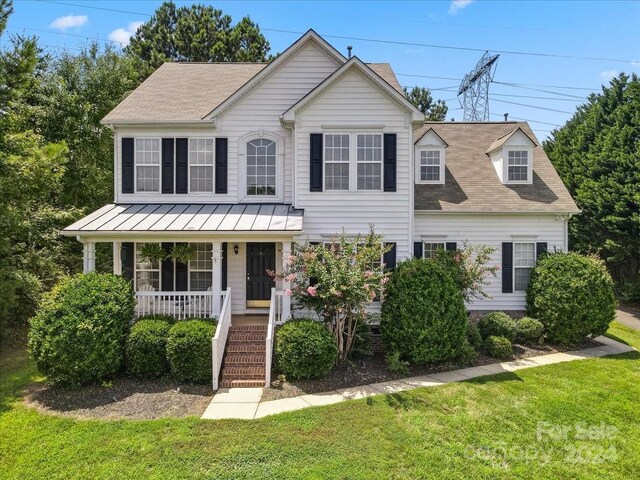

left=1, top=324, right=639, bottom=479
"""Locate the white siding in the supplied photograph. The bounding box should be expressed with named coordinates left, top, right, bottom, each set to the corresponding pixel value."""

left=295, top=68, right=414, bottom=260
left=414, top=213, right=568, bottom=311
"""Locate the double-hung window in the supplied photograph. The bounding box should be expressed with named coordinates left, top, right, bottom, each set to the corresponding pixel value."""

left=246, top=138, right=277, bottom=196
left=324, top=133, right=383, bottom=191
left=507, top=150, right=529, bottom=182
left=420, top=150, right=442, bottom=182
left=189, top=139, right=214, bottom=192
left=324, top=134, right=350, bottom=191
left=356, top=134, right=382, bottom=190
left=423, top=242, right=445, bottom=259
left=135, top=138, right=160, bottom=192
left=135, top=243, right=160, bottom=291
left=514, top=242, right=535, bottom=291
left=189, top=243, right=213, bottom=291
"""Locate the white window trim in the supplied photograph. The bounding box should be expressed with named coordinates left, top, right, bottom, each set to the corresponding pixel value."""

left=188, top=137, right=215, bottom=194
left=188, top=242, right=213, bottom=292
left=134, top=242, right=161, bottom=292
left=322, top=132, right=383, bottom=192
left=503, top=146, right=533, bottom=185
left=513, top=241, right=536, bottom=292
left=323, top=133, right=350, bottom=192
left=238, top=132, right=284, bottom=203
left=415, top=147, right=445, bottom=185
left=422, top=240, right=446, bottom=259
left=133, top=137, right=162, bottom=194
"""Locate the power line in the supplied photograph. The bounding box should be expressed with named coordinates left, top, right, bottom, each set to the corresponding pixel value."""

left=488, top=113, right=561, bottom=128
left=490, top=98, right=574, bottom=115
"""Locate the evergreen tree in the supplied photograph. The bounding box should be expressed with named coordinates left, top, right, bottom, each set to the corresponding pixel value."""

left=403, top=86, right=448, bottom=121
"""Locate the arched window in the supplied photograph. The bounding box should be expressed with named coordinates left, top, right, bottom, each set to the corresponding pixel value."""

left=246, top=138, right=276, bottom=196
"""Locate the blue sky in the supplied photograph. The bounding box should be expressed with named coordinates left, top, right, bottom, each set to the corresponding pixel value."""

left=3, top=0, right=640, bottom=139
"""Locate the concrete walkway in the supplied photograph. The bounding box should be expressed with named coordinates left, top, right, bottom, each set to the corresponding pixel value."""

left=201, top=335, right=635, bottom=420
left=616, top=307, right=640, bottom=331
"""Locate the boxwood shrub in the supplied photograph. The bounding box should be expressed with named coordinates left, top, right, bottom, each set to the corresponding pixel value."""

left=166, top=320, right=216, bottom=384
left=275, top=318, right=337, bottom=379
left=477, top=312, right=517, bottom=341
left=466, top=322, right=483, bottom=350
left=484, top=336, right=513, bottom=360
left=126, top=319, right=172, bottom=379
left=381, top=259, right=467, bottom=364
left=515, top=317, right=545, bottom=345
left=28, top=272, right=135, bottom=387
left=526, top=252, right=616, bottom=344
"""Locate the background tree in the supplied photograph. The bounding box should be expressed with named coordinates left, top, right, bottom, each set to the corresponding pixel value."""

left=125, top=1, right=270, bottom=79
left=403, top=86, right=448, bottom=121
left=544, top=73, right=640, bottom=299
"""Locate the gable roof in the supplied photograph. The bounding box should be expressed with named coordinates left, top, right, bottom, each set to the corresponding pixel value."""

left=281, top=56, right=424, bottom=123
left=485, top=126, right=538, bottom=154
left=415, top=127, right=449, bottom=147
left=413, top=122, right=579, bottom=214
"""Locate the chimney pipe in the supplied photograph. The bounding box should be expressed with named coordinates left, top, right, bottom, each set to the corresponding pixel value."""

left=504, top=113, right=509, bottom=121
left=347, top=46, right=352, bottom=59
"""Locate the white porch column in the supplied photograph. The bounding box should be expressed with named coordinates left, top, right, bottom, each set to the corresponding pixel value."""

left=281, top=241, right=292, bottom=321
left=82, top=241, right=96, bottom=273
left=113, top=242, right=122, bottom=275
left=211, top=242, right=223, bottom=317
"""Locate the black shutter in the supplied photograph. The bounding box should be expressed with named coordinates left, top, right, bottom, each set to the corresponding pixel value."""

left=309, top=241, right=320, bottom=286
left=383, top=242, right=397, bottom=271
left=310, top=133, right=323, bottom=192
left=161, top=243, right=174, bottom=291
left=175, top=138, right=188, bottom=194
left=215, top=138, right=228, bottom=194
left=121, top=242, right=134, bottom=281
left=446, top=242, right=457, bottom=251
left=161, top=138, right=174, bottom=194
left=383, top=133, right=397, bottom=192
left=536, top=242, right=548, bottom=260
left=121, top=138, right=134, bottom=194
left=221, top=242, right=228, bottom=291
left=502, top=242, right=513, bottom=293
left=414, top=241, right=423, bottom=258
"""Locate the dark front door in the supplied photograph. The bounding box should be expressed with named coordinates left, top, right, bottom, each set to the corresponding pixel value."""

left=246, top=243, right=276, bottom=308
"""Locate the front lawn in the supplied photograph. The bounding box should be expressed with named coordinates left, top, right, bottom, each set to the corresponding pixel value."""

left=1, top=324, right=639, bottom=479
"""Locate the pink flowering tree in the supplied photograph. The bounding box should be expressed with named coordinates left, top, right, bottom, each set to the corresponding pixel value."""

left=273, top=230, right=390, bottom=363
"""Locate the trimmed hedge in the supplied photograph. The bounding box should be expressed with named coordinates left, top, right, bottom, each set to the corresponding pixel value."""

left=126, top=319, right=172, bottom=379
left=484, top=336, right=513, bottom=360
left=275, top=319, right=337, bottom=379
left=466, top=322, right=483, bottom=350
left=28, top=272, right=135, bottom=387
left=166, top=320, right=216, bottom=384
left=478, top=312, right=517, bottom=341
left=381, top=259, right=467, bottom=364
left=515, top=317, right=545, bottom=345
left=526, top=252, right=616, bottom=344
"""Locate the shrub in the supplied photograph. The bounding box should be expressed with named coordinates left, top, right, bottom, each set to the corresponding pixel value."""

left=385, top=351, right=409, bottom=375
left=526, top=252, right=616, bottom=344
left=28, top=272, right=135, bottom=387
left=381, top=259, right=467, bottom=364
left=484, top=336, right=513, bottom=360
left=477, top=312, right=517, bottom=341
left=351, top=319, right=372, bottom=358
left=126, top=319, right=172, bottom=379
left=0, top=269, right=42, bottom=337
left=137, top=314, right=177, bottom=324
left=166, top=320, right=216, bottom=384
left=275, top=319, right=337, bottom=379
left=515, top=317, right=545, bottom=345
left=466, top=322, right=483, bottom=350
left=456, top=340, right=478, bottom=367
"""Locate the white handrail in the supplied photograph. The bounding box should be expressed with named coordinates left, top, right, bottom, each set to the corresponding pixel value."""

left=135, top=290, right=214, bottom=320
left=211, top=288, right=232, bottom=390
left=265, top=288, right=283, bottom=387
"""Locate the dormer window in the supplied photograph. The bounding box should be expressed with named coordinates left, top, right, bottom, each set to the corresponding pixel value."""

left=486, top=127, right=536, bottom=185
left=507, top=150, right=530, bottom=183
left=419, top=149, right=444, bottom=183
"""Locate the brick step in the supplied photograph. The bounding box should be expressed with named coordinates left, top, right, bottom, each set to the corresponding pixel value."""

left=219, top=379, right=265, bottom=388
left=226, top=343, right=266, bottom=353
left=227, top=333, right=267, bottom=343
left=221, top=365, right=265, bottom=378
left=229, top=324, right=267, bottom=333
left=224, top=354, right=265, bottom=366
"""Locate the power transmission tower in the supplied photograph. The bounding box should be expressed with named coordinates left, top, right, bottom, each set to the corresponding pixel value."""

left=457, top=52, right=500, bottom=121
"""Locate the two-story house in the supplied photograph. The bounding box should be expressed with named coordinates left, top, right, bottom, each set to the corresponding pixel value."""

left=62, top=29, right=578, bottom=336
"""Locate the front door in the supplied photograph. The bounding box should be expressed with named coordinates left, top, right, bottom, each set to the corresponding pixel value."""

left=246, top=243, right=276, bottom=308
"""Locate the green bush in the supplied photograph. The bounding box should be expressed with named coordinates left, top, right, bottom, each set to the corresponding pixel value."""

left=137, top=314, right=178, bottom=324
left=126, top=319, right=172, bottom=379
left=166, top=320, right=216, bottom=384
left=0, top=269, right=42, bottom=337
left=477, top=312, right=517, bottom=341
left=351, top=319, right=373, bottom=358
left=275, top=319, right=337, bottom=379
left=466, top=322, right=483, bottom=349
left=456, top=340, right=478, bottom=367
left=515, top=317, right=545, bottom=345
left=28, top=272, right=135, bottom=387
left=526, top=252, right=616, bottom=344
left=484, top=336, right=513, bottom=360
left=385, top=351, right=409, bottom=375
left=381, top=259, right=467, bottom=364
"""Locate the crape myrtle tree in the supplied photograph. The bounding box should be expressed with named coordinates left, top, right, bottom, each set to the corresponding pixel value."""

left=272, top=230, right=390, bottom=363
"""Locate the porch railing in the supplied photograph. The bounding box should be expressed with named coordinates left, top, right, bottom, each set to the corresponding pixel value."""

left=135, top=290, right=215, bottom=320
left=265, top=288, right=283, bottom=387
left=212, top=288, right=232, bottom=390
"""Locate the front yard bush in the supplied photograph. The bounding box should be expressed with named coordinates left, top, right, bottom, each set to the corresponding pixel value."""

left=526, top=252, right=616, bottom=344
left=275, top=319, right=337, bottom=379
left=515, top=317, right=545, bottom=345
left=478, top=312, right=517, bottom=341
left=484, top=335, right=513, bottom=360
left=456, top=340, right=478, bottom=367
left=466, top=322, right=483, bottom=350
left=126, top=319, right=172, bottom=379
left=381, top=259, right=467, bottom=364
left=166, top=320, right=216, bottom=384
left=28, top=272, right=135, bottom=387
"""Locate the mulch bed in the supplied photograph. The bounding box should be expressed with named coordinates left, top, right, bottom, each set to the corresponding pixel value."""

left=261, top=338, right=602, bottom=402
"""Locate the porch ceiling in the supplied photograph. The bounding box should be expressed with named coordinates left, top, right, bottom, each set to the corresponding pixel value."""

left=62, top=204, right=304, bottom=235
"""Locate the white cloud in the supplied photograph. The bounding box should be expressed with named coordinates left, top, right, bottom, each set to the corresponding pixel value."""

left=600, top=70, right=618, bottom=81
left=108, top=21, right=144, bottom=46
left=49, top=14, right=88, bottom=31
left=449, top=0, right=473, bottom=14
